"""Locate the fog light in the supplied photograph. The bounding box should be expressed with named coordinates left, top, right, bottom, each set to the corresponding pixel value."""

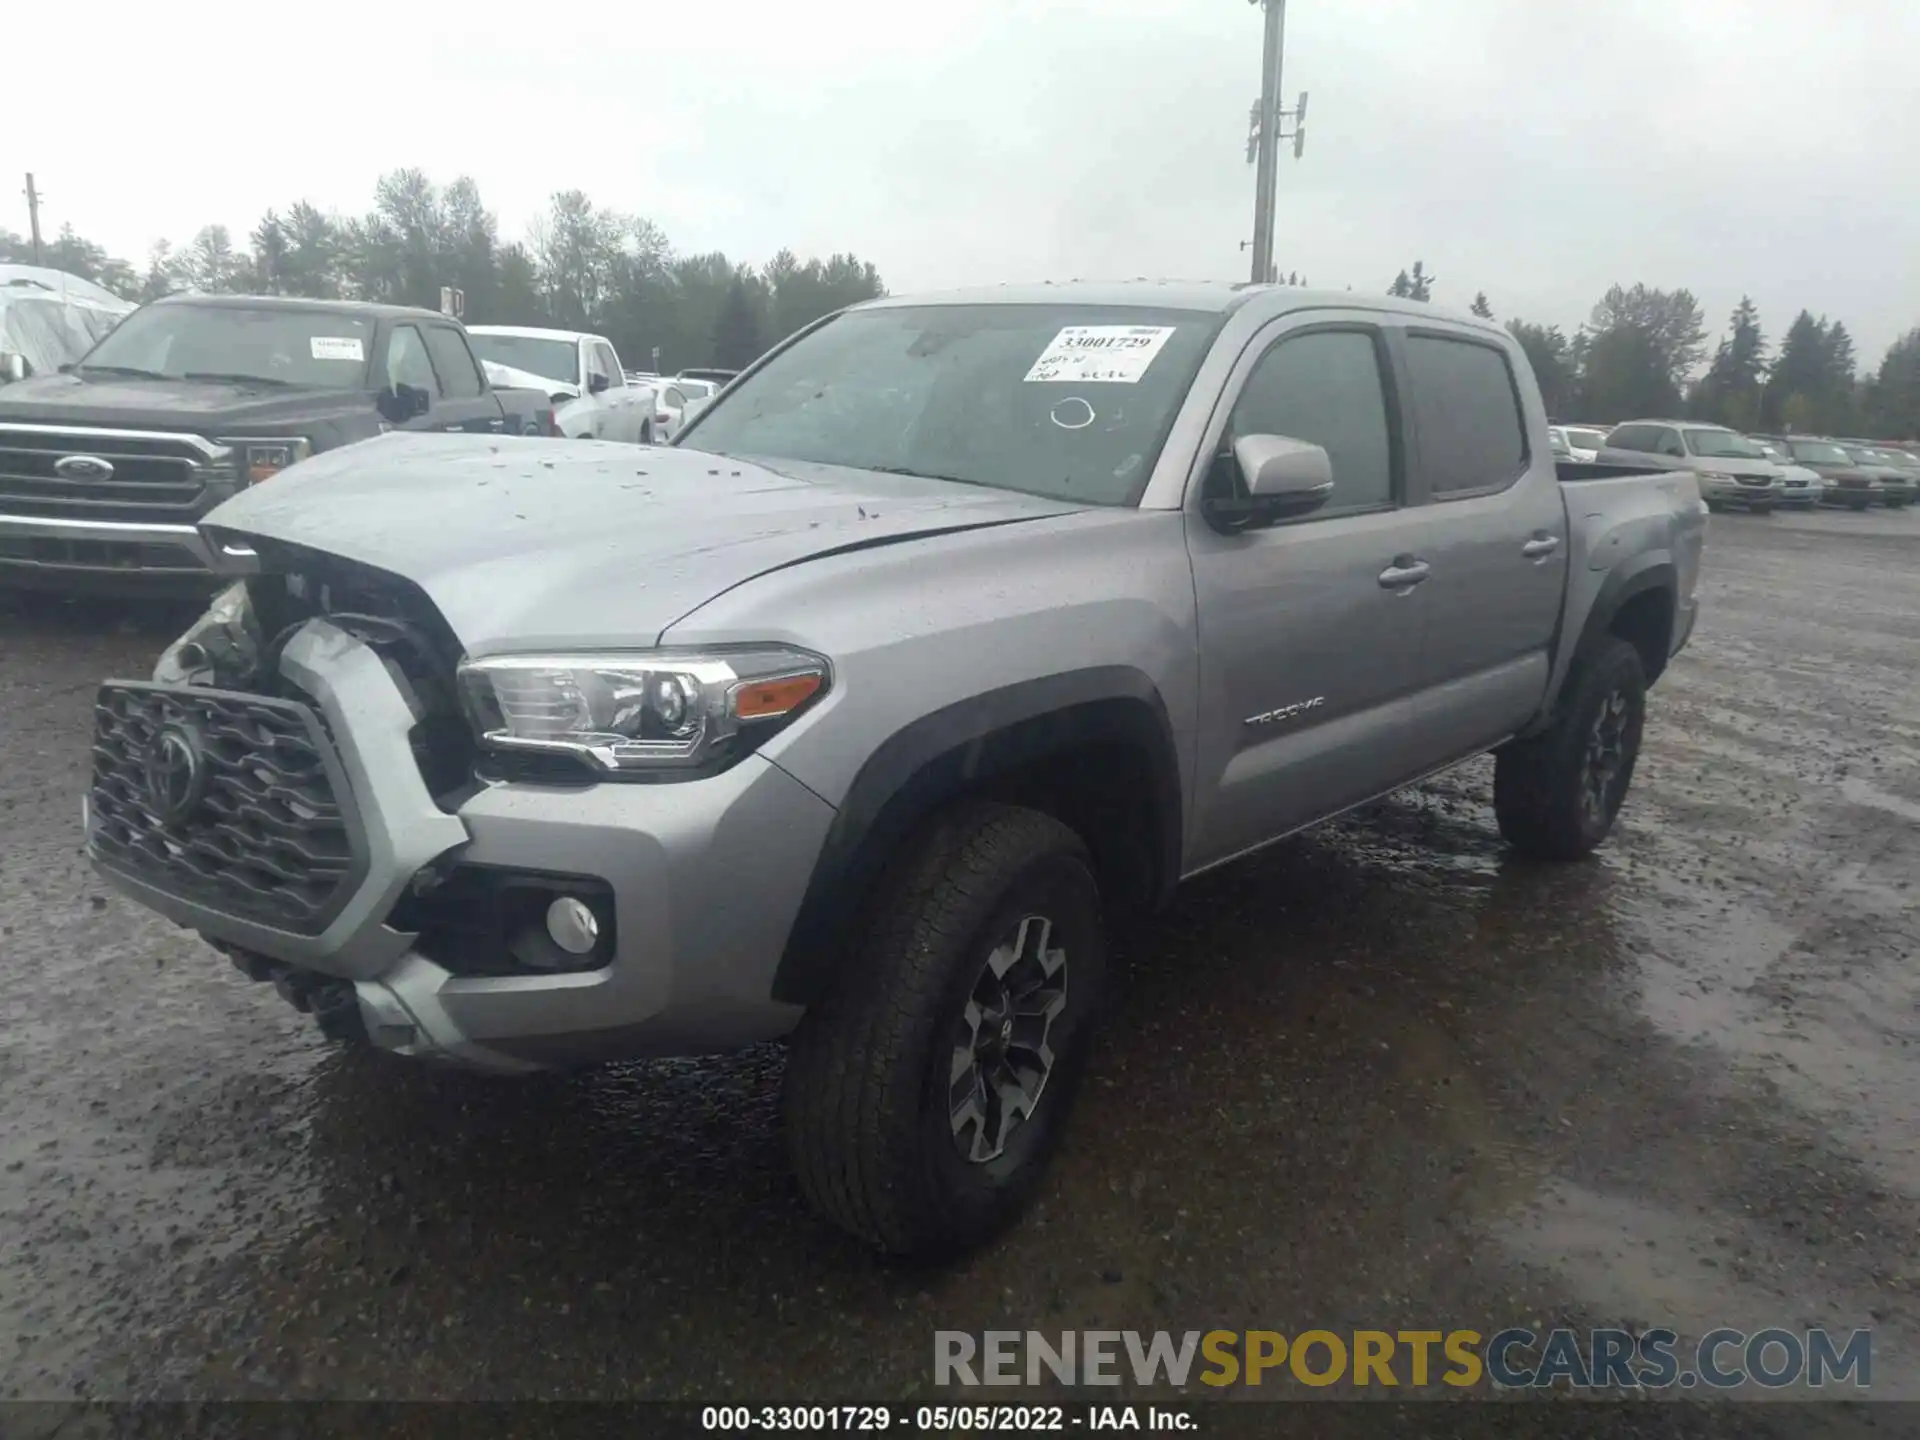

left=545, top=896, right=600, bottom=955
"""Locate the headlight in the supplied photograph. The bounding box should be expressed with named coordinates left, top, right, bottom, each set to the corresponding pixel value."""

left=458, top=647, right=830, bottom=775
left=153, top=581, right=261, bottom=686
left=1697, top=470, right=1733, bottom=481
left=218, top=436, right=313, bottom=484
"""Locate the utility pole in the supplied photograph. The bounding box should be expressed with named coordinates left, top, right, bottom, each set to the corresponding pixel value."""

left=24, top=173, right=45, bottom=266
left=1246, top=0, right=1284, bottom=285
left=1244, top=4, right=1308, bottom=285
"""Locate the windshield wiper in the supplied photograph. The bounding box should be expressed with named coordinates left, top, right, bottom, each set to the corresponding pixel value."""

left=76, top=364, right=170, bottom=381
left=183, top=372, right=296, bottom=388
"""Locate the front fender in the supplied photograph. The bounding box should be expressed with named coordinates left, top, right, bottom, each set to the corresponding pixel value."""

left=769, top=668, right=1183, bottom=1006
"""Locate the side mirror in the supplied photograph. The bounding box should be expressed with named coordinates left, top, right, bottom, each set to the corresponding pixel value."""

left=1205, top=434, right=1335, bottom=531
left=587, top=373, right=611, bottom=395
left=0, top=353, right=26, bottom=383
left=377, top=384, right=432, bottom=424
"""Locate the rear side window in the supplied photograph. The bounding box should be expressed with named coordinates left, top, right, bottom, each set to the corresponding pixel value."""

left=1403, top=335, right=1528, bottom=497
left=425, top=327, right=483, bottom=399
left=1608, top=424, right=1653, bottom=451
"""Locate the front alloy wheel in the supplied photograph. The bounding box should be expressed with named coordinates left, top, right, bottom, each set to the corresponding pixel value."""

left=948, top=915, right=1068, bottom=1164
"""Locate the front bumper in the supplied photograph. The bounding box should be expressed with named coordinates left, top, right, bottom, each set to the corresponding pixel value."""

left=1698, top=477, right=1778, bottom=508
left=88, top=618, right=835, bottom=1071
left=0, top=512, right=252, bottom=591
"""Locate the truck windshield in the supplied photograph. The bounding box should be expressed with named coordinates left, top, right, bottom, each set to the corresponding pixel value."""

left=78, top=304, right=373, bottom=388
left=469, top=335, right=579, bottom=386
left=1566, top=428, right=1607, bottom=450
left=680, top=304, right=1223, bottom=506
left=1683, top=428, right=1767, bottom=459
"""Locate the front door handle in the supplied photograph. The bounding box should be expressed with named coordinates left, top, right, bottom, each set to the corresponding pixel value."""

left=1522, top=534, right=1561, bottom=559
left=1378, top=557, right=1431, bottom=590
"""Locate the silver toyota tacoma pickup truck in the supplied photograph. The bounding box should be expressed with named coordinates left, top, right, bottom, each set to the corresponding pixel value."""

left=86, top=283, right=1705, bottom=1256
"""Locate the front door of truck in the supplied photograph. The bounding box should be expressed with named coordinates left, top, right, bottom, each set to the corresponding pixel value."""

left=1183, top=314, right=1436, bottom=870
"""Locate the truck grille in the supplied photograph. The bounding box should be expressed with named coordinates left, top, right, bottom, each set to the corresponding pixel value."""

left=0, top=426, right=230, bottom=523
left=88, top=682, right=366, bottom=935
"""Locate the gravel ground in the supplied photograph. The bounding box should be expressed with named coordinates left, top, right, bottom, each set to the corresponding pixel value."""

left=1, top=507, right=1915, bottom=1421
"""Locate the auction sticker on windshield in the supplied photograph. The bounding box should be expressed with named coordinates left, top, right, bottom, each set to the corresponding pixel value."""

left=1023, top=325, right=1176, bottom=384
left=310, top=337, right=365, bottom=362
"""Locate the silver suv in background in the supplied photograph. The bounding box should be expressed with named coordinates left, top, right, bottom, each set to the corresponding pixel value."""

left=1598, top=421, right=1782, bottom=512
left=89, top=284, right=1705, bottom=1257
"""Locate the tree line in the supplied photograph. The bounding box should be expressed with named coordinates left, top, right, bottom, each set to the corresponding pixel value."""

left=1381, top=258, right=1919, bottom=441
left=0, top=170, right=886, bottom=375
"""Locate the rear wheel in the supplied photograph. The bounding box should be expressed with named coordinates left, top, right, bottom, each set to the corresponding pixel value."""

left=1494, top=637, right=1647, bottom=861
left=782, top=803, right=1106, bottom=1257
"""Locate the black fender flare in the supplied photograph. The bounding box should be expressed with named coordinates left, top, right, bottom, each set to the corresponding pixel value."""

left=1574, top=554, right=1675, bottom=663
left=770, top=667, right=1184, bottom=1006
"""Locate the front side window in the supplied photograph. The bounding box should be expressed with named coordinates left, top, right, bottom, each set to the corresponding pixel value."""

left=1403, top=334, right=1528, bottom=496
left=683, top=304, right=1222, bottom=506
left=77, top=303, right=373, bottom=388
left=386, top=325, right=440, bottom=398
left=1223, top=328, right=1394, bottom=513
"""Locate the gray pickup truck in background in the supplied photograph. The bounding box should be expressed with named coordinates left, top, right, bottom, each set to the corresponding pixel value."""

left=86, top=283, right=1705, bottom=1257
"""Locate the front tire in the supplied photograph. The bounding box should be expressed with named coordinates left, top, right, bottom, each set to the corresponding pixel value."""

left=1494, top=636, right=1647, bottom=861
left=782, top=803, right=1106, bottom=1258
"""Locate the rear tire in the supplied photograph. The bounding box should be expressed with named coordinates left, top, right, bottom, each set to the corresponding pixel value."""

left=782, top=803, right=1106, bottom=1258
left=1494, top=637, right=1647, bottom=861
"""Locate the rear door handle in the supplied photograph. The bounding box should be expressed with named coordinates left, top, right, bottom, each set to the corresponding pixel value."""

left=1522, top=534, right=1561, bottom=558
left=1378, top=557, right=1431, bottom=590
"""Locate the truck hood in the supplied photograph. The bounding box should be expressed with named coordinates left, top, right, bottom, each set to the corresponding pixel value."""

left=0, top=371, right=369, bottom=432
left=203, top=432, right=1086, bottom=653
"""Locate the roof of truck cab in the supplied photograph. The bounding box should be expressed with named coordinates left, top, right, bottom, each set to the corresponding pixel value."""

left=468, top=324, right=597, bottom=343
left=150, top=293, right=446, bottom=322
left=853, top=280, right=1506, bottom=332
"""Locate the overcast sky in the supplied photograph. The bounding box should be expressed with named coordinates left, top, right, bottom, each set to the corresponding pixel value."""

left=8, top=0, right=1915, bottom=362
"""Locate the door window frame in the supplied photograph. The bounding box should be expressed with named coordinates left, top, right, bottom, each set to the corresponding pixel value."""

left=384, top=323, right=442, bottom=400
left=1181, top=313, right=1409, bottom=523
left=1395, top=324, right=1533, bottom=504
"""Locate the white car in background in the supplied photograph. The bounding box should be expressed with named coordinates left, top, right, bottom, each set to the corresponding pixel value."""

left=467, top=326, right=654, bottom=443
left=1755, top=440, right=1825, bottom=509
left=1550, top=423, right=1610, bottom=463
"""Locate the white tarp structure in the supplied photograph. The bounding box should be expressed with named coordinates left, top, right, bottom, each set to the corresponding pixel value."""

left=0, top=264, right=136, bottom=380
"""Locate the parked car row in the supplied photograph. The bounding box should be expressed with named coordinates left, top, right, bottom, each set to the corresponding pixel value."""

left=0, top=288, right=746, bottom=590
left=1581, top=418, right=1918, bottom=514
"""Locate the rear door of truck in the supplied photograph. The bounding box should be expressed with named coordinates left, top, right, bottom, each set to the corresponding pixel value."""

left=1390, top=321, right=1568, bottom=753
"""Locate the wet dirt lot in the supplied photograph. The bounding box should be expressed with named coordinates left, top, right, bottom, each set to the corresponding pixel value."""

left=1, top=508, right=1915, bottom=1424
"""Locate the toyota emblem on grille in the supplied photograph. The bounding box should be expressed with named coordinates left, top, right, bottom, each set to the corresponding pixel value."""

left=146, top=725, right=209, bottom=826
left=53, top=454, right=115, bottom=482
